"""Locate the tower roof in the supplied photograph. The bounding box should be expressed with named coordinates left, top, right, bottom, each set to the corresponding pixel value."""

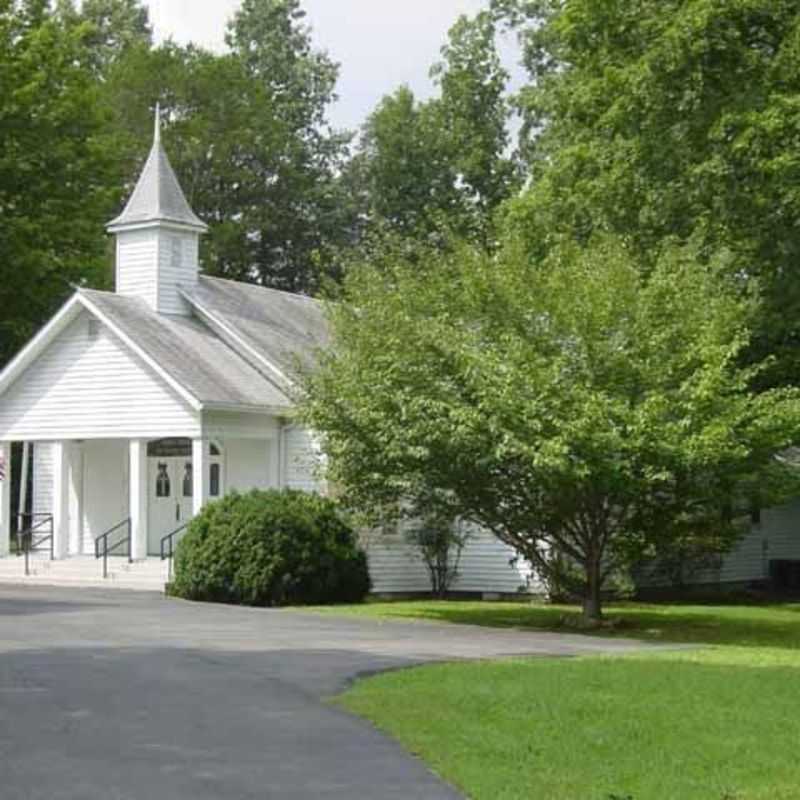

left=107, top=106, right=207, bottom=232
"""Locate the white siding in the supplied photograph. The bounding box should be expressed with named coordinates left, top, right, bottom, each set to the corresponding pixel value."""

left=283, top=426, right=325, bottom=492
left=364, top=522, right=536, bottom=595
left=82, top=440, right=128, bottom=554
left=0, top=312, right=199, bottom=441
left=32, top=443, right=53, bottom=516
left=636, top=499, right=800, bottom=588
left=156, top=230, right=199, bottom=315
left=204, top=411, right=279, bottom=441
left=116, top=229, right=158, bottom=308
left=225, top=439, right=275, bottom=492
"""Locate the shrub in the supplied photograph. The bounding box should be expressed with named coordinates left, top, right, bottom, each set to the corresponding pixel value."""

left=170, top=489, right=371, bottom=606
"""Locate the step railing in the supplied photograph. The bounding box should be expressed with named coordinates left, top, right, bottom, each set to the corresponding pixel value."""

left=95, top=519, right=132, bottom=579
left=17, top=513, right=54, bottom=577
left=160, top=523, right=188, bottom=579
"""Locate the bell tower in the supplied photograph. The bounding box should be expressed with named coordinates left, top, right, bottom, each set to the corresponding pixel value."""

left=107, top=106, right=207, bottom=315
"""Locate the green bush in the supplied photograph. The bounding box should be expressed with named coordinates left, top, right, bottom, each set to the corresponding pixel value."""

left=170, top=489, right=371, bottom=606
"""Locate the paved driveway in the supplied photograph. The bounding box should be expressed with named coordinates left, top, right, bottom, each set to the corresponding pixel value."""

left=0, top=586, right=670, bottom=799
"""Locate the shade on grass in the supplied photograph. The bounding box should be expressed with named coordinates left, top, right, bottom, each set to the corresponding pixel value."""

left=323, top=601, right=800, bottom=799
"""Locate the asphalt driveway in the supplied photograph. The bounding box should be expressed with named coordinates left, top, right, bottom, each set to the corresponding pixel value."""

left=0, top=586, right=670, bottom=799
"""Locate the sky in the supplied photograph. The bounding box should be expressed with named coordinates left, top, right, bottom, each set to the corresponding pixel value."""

left=144, top=0, right=522, bottom=132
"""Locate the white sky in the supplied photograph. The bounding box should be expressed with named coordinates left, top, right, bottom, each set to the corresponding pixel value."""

left=144, top=0, right=521, bottom=131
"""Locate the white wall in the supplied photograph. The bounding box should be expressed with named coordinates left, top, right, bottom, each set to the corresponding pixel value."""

left=156, top=229, right=199, bottom=315
left=363, top=521, right=536, bottom=595
left=116, top=229, right=158, bottom=308
left=0, top=312, right=199, bottom=441
left=283, top=426, right=325, bottom=492
left=81, top=440, right=129, bottom=554
left=32, top=442, right=53, bottom=518
left=225, top=439, right=275, bottom=492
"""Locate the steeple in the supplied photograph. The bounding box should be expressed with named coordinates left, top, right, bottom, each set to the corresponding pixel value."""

left=107, top=104, right=206, bottom=233
left=108, top=106, right=207, bottom=315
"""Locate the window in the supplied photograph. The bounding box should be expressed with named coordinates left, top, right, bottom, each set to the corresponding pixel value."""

left=171, top=236, right=182, bottom=268
left=182, top=463, right=193, bottom=498
left=210, top=463, right=220, bottom=497
left=155, top=464, right=170, bottom=498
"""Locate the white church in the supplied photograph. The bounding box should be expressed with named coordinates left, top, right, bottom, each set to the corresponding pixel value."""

left=1, top=111, right=797, bottom=595
left=0, top=111, right=534, bottom=593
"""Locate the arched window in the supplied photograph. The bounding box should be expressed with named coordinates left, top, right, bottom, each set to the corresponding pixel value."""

left=155, top=463, right=170, bottom=498
left=182, top=463, right=193, bottom=498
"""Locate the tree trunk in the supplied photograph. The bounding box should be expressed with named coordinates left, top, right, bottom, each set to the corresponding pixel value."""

left=582, top=557, right=603, bottom=624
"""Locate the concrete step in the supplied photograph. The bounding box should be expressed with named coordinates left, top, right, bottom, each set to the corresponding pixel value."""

left=0, top=556, right=169, bottom=592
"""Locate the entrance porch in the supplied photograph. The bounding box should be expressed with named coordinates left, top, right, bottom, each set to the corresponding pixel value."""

left=0, top=434, right=282, bottom=567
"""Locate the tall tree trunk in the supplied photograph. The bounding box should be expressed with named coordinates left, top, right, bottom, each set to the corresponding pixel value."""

left=582, top=556, right=603, bottom=623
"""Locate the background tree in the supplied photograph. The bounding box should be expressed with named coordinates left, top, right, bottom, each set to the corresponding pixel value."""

left=0, top=0, right=122, bottom=368
left=348, top=12, right=519, bottom=248
left=301, top=235, right=800, bottom=622
left=493, top=0, right=800, bottom=387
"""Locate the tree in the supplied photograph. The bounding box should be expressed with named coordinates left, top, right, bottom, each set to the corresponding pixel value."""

left=405, top=507, right=472, bottom=598
left=0, top=0, right=122, bottom=368
left=348, top=12, right=518, bottom=247
left=494, top=0, right=800, bottom=387
left=301, top=235, right=800, bottom=622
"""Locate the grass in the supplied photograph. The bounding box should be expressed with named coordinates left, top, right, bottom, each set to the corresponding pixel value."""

left=318, top=600, right=800, bottom=799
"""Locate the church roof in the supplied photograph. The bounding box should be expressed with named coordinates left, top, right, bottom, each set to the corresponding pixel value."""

left=107, top=107, right=207, bottom=232
left=80, top=289, right=291, bottom=410
left=182, top=276, right=329, bottom=393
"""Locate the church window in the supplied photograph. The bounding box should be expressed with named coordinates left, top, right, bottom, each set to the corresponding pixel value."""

left=182, top=463, right=193, bottom=497
left=155, top=464, right=170, bottom=498
left=210, top=464, right=220, bottom=497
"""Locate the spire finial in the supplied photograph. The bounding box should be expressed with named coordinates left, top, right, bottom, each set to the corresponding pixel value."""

left=154, top=102, right=161, bottom=145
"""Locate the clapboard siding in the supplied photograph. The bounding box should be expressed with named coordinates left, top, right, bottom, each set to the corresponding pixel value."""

left=32, top=442, right=53, bottom=517
left=637, top=499, right=800, bottom=588
left=225, top=439, right=275, bottom=492
left=363, top=523, right=537, bottom=594
left=157, top=231, right=199, bottom=315
left=0, top=312, right=199, bottom=440
left=283, top=426, right=325, bottom=492
left=116, top=230, right=158, bottom=307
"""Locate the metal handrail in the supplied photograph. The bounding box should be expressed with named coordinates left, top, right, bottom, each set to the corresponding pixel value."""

left=160, top=523, right=188, bottom=578
left=17, top=514, right=54, bottom=577
left=95, top=518, right=132, bottom=579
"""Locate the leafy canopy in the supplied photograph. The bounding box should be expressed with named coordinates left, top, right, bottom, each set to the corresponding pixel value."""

left=494, top=0, right=800, bottom=386
left=301, top=236, right=800, bottom=619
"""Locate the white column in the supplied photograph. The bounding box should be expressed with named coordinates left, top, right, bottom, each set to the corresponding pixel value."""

left=192, top=437, right=209, bottom=516
left=0, top=442, right=11, bottom=557
left=51, top=442, right=69, bottom=559
left=129, top=440, right=148, bottom=560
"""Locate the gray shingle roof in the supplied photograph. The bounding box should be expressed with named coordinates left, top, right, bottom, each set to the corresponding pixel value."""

left=183, top=276, right=330, bottom=391
left=80, top=289, right=291, bottom=410
left=107, top=111, right=206, bottom=231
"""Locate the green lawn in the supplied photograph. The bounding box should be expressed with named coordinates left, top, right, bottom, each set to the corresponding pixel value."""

left=320, top=600, right=800, bottom=800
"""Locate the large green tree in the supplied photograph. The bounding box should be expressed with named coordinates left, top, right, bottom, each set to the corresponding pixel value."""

left=0, top=0, right=122, bottom=368
left=494, top=0, right=800, bottom=386
left=301, top=235, right=800, bottom=621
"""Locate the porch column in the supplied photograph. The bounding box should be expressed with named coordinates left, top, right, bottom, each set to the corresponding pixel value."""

left=192, top=438, right=209, bottom=516
left=0, top=442, right=11, bottom=557
left=52, top=442, right=69, bottom=559
left=129, top=440, right=148, bottom=560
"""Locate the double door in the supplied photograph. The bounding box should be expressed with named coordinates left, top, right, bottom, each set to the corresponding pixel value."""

left=147, top=456, right=197, bottom=555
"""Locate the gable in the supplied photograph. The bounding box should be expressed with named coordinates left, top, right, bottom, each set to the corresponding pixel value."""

left=0, top=311, right=199, bottom=441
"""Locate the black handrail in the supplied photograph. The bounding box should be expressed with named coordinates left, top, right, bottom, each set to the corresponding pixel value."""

left=160, top=523, right=188, bottom=578
left=95, top=518, right=132, bottom=579
left=17, top=514, right=54, bottom=577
